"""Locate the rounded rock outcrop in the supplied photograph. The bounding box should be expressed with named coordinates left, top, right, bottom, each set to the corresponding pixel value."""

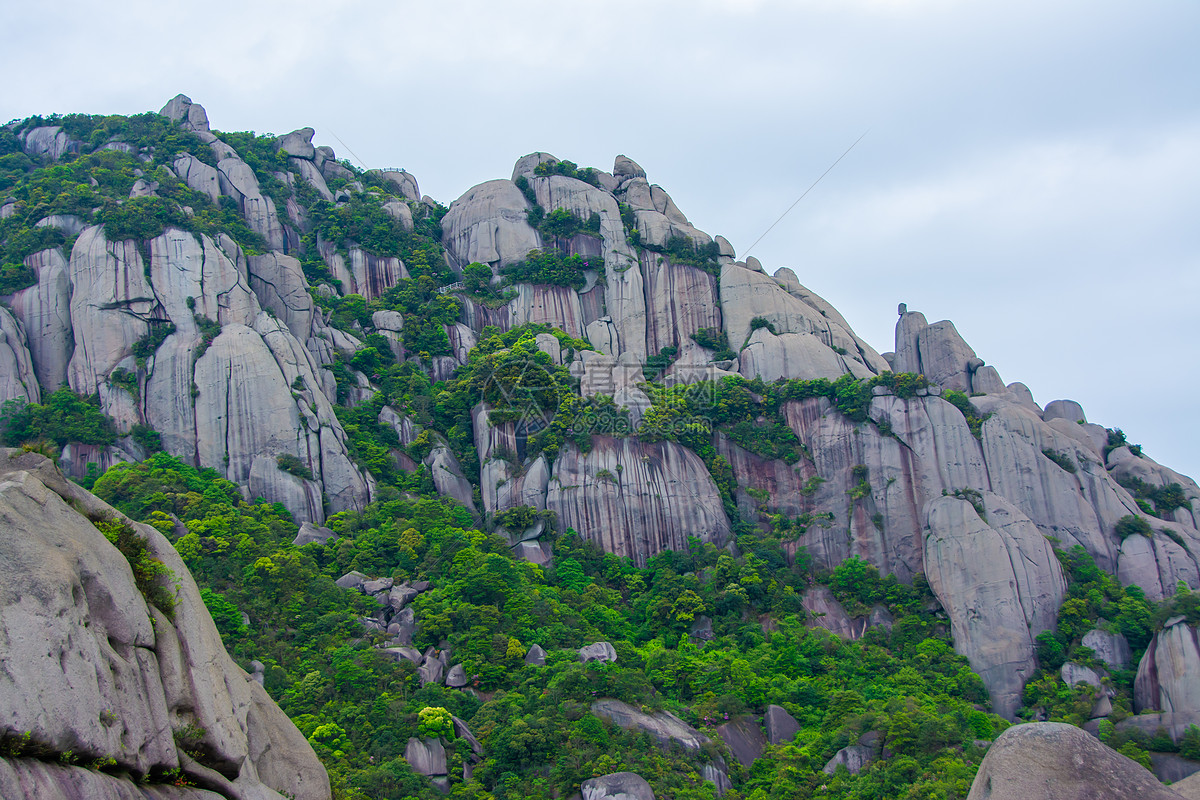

left=966, top=722, right=1184, bottom=800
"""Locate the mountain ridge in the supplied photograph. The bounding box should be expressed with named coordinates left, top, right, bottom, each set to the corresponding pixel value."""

left=1, top=93, right=1199, bottom=799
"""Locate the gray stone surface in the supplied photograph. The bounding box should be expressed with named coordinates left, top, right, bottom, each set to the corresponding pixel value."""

left=579, top=641, right=618, bottom=663
left=1044, top=399, right=1087, bottom=424
left=547, top=437, right=730, bottom=567
left=590, top=699, right=708, bottom=752
left=1173, top=770, right=1200, bottom=800
left=525, top=643, right=547, bottom=666
left=765, top=705, right=801, bottom=745
left=716, top=717, right=766, bottom=768
left=823, top=745, right=875, bottom=775
left=441, top=179, right=540, bottom=268
left=1084, top=627, right=1133, bottom=670
left=425, top=444, right=478, bottom=513
left=1135, top=618, right=1200, bottom=737
left=924, top=492, right=1067, bottom=720
left=293, top=522, right=336, bottom=546
left=452, top=716, right=483, bottom=756
left=1061, top=662, right=1105, bottom=690
left=0, top=451, right=329, bottom=799
left=445, top=664, right=468, bottom=688
left=965, top=722, right=1185, bottom=800
left=336, top=571, right=368, bottom=590
left=404, top=737, right=447, bottom=777
left=581, top=771, right=655, bottom=800
left=0, top=306, right=39, bottom=405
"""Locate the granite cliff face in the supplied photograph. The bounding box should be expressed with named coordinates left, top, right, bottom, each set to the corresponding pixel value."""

left=5, top=95, right=1200, bottom=727
left=0, top=449, right=330, bottom=800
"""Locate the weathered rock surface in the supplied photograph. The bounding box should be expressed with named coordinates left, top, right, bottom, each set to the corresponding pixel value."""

left=765, top=705, right=801, bottom=745
left=0, top=450, right=329, bottom=800
left=0, top=757, right=229, bottom=799
left=720, top=264, right=885, bottom=379
left=0, top=306, right=39, bottom=404
left=590, top=699, right=708, bottom=752
left=894, top=310, right=980, bottom=393
left=9, top=247, right=73, bottom=391
left=441, top=179, right=539, bottom=268
left=716, top=717, right=766, bottom=768
left=546, top=437, right=730, bottom=566
left=581, top=771, right=656, bottom=800
left=965, top=722, right=1186, bottom=800
left=802, top=586, right=857, bottom=638
left=404, top=737, right=447, bottom=777
left=424, top=444, right=478, bottom=513
left=924, top=492, right=1067, bottom=719
left=525, top=643, right=547, bottom=666
left=1084, top=627, right=1132, bottom=670
left=1173, top=771, right=1200, bottom=800
left=823, top=745, right=875, bottom=775
left=1135, top=618, right=1200, bottom=738
left=579, top=641, right=618, bottom=663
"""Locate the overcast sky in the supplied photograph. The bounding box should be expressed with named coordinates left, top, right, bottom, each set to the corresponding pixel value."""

left=3, top=0, right=1198, bottom=480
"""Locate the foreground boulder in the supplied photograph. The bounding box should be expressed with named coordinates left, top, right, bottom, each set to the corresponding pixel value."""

left=966, top=722, right=1186, bottom=799
left=0, top=450, right=329, bottom=800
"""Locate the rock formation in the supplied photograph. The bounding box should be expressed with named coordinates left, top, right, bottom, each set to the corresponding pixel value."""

left=1134, top=617, right=1200, bottom=738
left=924, top=492, right=1067, bottom=719
left=966, top=722, right=1188, bottom=800
left=7, top=98, right=1200, bottom=734
left=0, top=450, right=329, bottom=800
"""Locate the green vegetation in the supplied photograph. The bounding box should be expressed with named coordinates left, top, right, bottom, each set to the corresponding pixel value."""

left=1041, top=449, right=1077, bottom=474
left=0, top=388, right=117, bottom=449
left=500, top=248, right=602, bottom=290
left=1105, top=428, right=1143, bottom=459
left=533, top=159, right=603, bottom=187
left=1018, top=546, right=1200, bottom=767
left=1114, top=515, right=1152, bottom=540
left=87, top=451, right=1012, bottom=800
left=276, top=453, right=314, bottom=481
left=1117, top=476, right=1192, bottom=518
left=91, top=513, right=177, bottom=618
left=691, top=326, right=736, bottom=360
left=941, top=390, right=989, bottom=438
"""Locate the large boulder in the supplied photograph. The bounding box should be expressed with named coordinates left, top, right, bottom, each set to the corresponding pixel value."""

left=0, top=451, right=329, bottom=799
left=404, top=737, right=446, bottom=777
left=924, top=492, right=1067, bottom=719
left=590, top=699, right=708, bottom=752
left=765, top=705, right=801, bottom=745
left=716, top=717, right=766, bottom=768
left=966, top=722, right=1186, bottom=800
left=1084, top=627, right=1132, bottom=671
left=441, top=179, right=540, bottom=268
left=1134, top=617, right=1200, bottom=738
left=582, top=772, right=655, bottom=800
left=823, top=745, right=875, bottom=776
left=579, top=641, right=618, bottom=663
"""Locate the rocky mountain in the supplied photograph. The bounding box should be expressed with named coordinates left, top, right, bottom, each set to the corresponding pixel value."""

left=2, top=95, right=1199, bottom=799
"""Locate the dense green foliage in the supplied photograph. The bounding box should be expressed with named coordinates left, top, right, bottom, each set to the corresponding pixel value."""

left=0, top=388, right=117, bottom=449
left=533, top=158, right=603, bottom=187
left=91, top=452, right=1014, bottom=800
left=500, top=248, right=601, bottom=290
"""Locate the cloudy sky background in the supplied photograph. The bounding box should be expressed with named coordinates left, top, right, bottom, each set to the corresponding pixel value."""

left=3, top=0, right=1198, bottom=479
